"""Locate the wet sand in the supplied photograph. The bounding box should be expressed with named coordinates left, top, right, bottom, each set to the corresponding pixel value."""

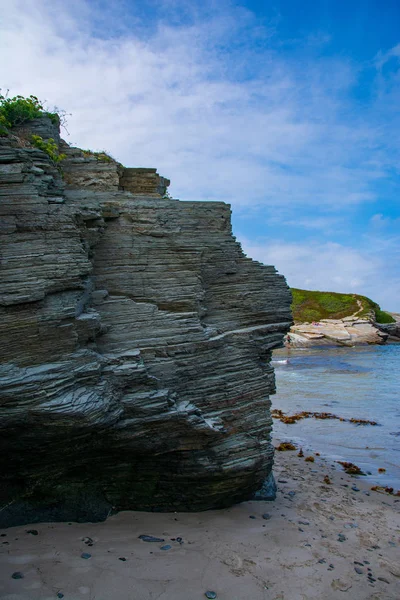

left=1, top=442, right=399, bottom=600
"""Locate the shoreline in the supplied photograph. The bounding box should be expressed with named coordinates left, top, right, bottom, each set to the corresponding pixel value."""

left=1, top=439, right=399, bottom=600
left=271, top=344, right=400, bottom=489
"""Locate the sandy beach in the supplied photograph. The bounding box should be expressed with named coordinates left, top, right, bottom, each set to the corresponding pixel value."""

left=1, top=438, right=399, bottom=600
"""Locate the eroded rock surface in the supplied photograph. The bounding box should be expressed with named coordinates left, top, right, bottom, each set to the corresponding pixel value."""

left=0, top=118, right=291, bottom=526
left=376, top=313, right=400, bottom=343
left=288, top=318, right=389, bottom=347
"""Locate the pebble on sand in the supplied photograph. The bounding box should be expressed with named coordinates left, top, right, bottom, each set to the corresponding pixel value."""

left=81, top=552, right=92, bottom=559
left=139, top=535, right=165, bottom=543
left=205, top=592, right=217, bottom=599
left=11, top=572, right=24, bottom=579
left=262, top=513, right=272, bottom=520
left=82, top=537, right=93, bottom=545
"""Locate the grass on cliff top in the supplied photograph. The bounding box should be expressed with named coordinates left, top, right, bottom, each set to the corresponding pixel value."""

left=81, top=149, right=115, bottom=163
left=0, top=93, right=60, bottom=135
left=291, top=288, right=395, bottom=324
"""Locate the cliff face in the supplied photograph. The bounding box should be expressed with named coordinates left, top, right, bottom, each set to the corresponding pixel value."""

left=0, top=118, right=291, bottom=526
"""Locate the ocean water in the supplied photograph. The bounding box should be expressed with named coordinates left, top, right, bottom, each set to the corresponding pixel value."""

left=271, top=344, right=400, bottom=488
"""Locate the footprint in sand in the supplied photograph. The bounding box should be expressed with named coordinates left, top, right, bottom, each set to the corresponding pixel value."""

left=216, top=549, right=257, bottom=577
left=78, top=586, right=91, bottom=594
left=331, top=579, right=352, bottom=591
left=219, top=549, right=243, bottom=574
left=379, top=559, right=400, bottom=578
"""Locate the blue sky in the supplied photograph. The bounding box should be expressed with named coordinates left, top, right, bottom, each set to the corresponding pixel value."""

left=1, top=0, right=399, bottom=309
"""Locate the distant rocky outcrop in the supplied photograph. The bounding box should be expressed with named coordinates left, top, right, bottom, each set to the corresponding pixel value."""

left=287, top=318, right=388, bottom=347
left=286, top=289, right=398, bottom=347
left=0, top=116, right=291, bottom=526
left=376, top=313, right=400, bottom=343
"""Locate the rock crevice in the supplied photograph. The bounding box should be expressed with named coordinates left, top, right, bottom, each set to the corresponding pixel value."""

left=0, top=117, right=291, bottom=526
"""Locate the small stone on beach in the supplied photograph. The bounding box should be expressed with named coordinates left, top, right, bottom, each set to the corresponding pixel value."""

left=11, top=572, right=24, bottom=579
left=81, top=553, right=91, bottom=559
left=205, top=592, right=217, bottom=599
left=82, top=537, right=93, bottom=545
left=139, top=535, right=165, bottom=543
left=160, top=545, right=172, bottom=551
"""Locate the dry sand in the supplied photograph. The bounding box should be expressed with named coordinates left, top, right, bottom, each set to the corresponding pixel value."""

left=1, top=441, right=399, bottom=600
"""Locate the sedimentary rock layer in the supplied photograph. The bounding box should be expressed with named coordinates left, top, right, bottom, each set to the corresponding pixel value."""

left=287, top=318, right=389, bottom=347
left=0, top=117, right=291, bottom=526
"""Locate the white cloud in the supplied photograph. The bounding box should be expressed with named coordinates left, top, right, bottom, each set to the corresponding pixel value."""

left=240, top=237, right=399, bottom=311
left=0, top=0, right=394, bottom=209
left=282, top=216, right=345, bottom=231
left=370, top=213, right=400, bottom=228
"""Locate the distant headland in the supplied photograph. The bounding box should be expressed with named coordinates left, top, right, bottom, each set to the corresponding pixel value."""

left=286, top=288, right=399, bottom=347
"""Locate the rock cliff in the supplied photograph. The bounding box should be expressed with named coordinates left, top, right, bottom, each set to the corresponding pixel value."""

left=0, top=117, right=291, bottom=526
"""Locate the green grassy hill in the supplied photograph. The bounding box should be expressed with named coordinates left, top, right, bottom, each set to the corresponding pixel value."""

left=291, top=288, right=395, bottom=324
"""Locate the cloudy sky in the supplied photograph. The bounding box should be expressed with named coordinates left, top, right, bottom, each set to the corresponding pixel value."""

left=1, top=0, right=399, bottom=309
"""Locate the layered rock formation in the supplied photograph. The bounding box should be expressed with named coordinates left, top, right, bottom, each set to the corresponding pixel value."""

left=0, top=117, right=291, bottom=526
left=376, top=313, right=400, bottom=343
left=287, top=317, right=389, bottom=347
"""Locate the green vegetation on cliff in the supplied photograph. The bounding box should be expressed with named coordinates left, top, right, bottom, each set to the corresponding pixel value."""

left=291, top=288, right=395, bottom=324
left=0, top=93, right=60, bottom=134
left=81, top=149, right=115, bottom=163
